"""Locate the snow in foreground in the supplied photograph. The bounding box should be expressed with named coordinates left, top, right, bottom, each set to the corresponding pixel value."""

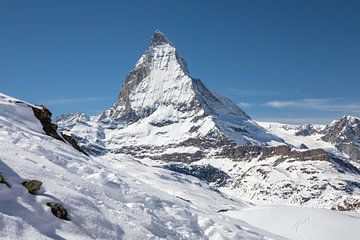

left=1, top=93, right=360, bottom=239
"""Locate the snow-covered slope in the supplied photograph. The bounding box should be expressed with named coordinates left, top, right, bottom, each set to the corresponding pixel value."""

left=2, top=92, right=360, bottom=240
left=257, top=122, right=334, bottom=151
left=0, top=92, right=276, bottom=239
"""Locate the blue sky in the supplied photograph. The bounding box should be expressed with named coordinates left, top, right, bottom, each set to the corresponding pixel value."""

left=1, top=0, right=359, bottom=123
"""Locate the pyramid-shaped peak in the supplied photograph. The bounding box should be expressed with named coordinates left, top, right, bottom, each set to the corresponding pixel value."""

left=151, top=30, right=173, bottom=47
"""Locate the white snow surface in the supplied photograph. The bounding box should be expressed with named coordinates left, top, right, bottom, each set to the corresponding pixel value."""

left=2, top=94, right=360, bottom=239
left=257, top=122, right=332, bottom=150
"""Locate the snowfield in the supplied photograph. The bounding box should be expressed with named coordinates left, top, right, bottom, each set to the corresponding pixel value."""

left=1, top=94, right=360, bottom=239
left=0, top=93, right=278, bottom=239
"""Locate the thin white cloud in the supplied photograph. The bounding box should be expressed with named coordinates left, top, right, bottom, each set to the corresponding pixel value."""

left=43, top=97, right=113, bottom=105
left=237, top=102, right=252, bottom=108
left=264, top=98, right=360, bottom=113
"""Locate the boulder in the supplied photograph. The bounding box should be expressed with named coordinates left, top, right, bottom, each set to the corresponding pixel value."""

left=46, top=202, right=70, bottom=221
left=22, top=180, right=42, bottom=194
left=0, top=174, right=11, bottom=188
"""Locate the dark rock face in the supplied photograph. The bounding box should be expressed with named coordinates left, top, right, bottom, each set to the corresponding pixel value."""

left=22, top=180, right=42, bottom=194
left=221, top=144, right=331, bottom=163
left=322, top=116, right=360, bottom=162
left=299, top=143, right=309, bottom=149
left=62, top=134, right=89, bottom=156
left=46, top=202, right=70, bottom=221
left=32, top=105, right=87, bottom=155
left=32, top=105, right=63, bottom=141
left=151, top=30, right=172, bottom=47
left=295, top=124, right=321, bottom=136
left=163, top=163, right=230, bottom=187
left=333, top=198, right=360, bottom=211
left=0, top=174, right=11, bottom=188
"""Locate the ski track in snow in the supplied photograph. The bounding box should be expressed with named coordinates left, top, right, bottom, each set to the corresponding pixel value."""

left=292, top=213, right=311, bottom=240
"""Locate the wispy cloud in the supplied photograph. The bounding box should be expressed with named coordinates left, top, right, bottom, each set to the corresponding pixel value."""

left=237, top=102, right=252, bottom=108
left=43, top=97, right=113, bottom=105
left=226, top=88, right=281, bottom=96
left=264, top=98, right=360, bottom=113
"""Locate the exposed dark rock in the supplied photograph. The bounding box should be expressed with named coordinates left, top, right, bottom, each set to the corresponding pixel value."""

left=295, top=124, right=321, bottom=136
left=22, top=180, right=42, bottom=194
left=62, top=134, right=89, bottom=156
left=221, top=144, right=331, bottom=163
left=32, top=105, right=62, bottom=141
left=46, top=202, right=70, bottom=221
left=32, top=105, right=87, bottom=155
left=175, top=196, right=192, bottom=203
left=217, top=209, right=230, bottom=213
left=299, top=143, right=309, bottom=149
left=330, top=157, right=360, bottom=174
left=189, top=126, right=200, bottom=133
left=163, top=163, right=230, bottom=187
left=155, top=151, right=205, bottom=163
left=322, top=116, right=360, bottom=162
left=0, top=174, right=11, bottom=188
left=333, top=198, right=360, bottom=211
left=151, top=30, right=171, bottom=47
left=150, top=120, right=176, bottom=127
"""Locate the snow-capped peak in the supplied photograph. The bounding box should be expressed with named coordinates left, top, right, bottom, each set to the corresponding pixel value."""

left=80, top=31, right=284, bottom=159
left=99, top=31, right=193, bottom=121
left=151, top=29, right=173, bottom=47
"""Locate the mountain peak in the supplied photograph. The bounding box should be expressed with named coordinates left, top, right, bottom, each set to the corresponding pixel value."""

left=342, top=115, right=359, bottom=122
left=151, top=30, right=172, bottom=47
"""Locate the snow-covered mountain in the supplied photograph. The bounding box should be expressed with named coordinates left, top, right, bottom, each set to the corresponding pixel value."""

left=2, top=31, right=360, bottom=239
left=56, top=31, right=360, bottom=212
left=57, top=30, right=284, bottom=161
left=1, top=92, right=360, bottom=240
left=259, top=118, right=360, bottom=165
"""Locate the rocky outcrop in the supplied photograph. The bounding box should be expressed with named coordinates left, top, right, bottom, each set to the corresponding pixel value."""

left=32, top=105, right=87, bottom=155
left=0, top=174, right=11, bottom=188
left=295, top=124, right=322, bottom=136
left=333, top=198, right=360, bottom=211
left=46, top=202, right=70, bottom=221
left=22, top=180, right=42, bottom=194
left=32, top=105, right=63, bottom=141
left=163, top=163, right=230, bottom=187
left=62, top=133, right=89, bottom=156
left=221, top=144, right=331, bottom=163
left=321, top=116, right=360, bottom=162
